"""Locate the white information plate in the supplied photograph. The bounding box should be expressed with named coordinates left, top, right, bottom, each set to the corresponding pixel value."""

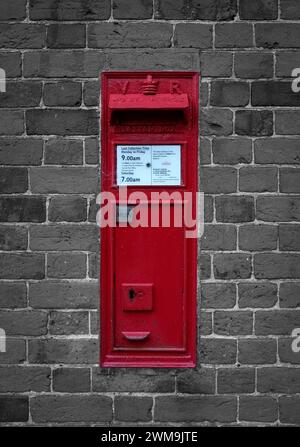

left=116, top=145, right=181, bottom=186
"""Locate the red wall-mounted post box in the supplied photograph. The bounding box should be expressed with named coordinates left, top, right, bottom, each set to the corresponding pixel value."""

left=100, top=71, right=199, bottom=367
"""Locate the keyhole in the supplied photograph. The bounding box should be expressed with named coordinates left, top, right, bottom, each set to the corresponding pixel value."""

left=129, top=289, right=135, bottom=300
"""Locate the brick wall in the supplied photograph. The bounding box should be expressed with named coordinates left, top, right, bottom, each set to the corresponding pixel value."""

left=0, top=0, right=300, bottom=426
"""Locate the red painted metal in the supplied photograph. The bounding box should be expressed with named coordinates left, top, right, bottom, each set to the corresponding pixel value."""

left=100, top=71, right=199, bottom=367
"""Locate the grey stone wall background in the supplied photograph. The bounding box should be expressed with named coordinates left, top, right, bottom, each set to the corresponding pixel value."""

left=0, top=0, right=300, bottom=426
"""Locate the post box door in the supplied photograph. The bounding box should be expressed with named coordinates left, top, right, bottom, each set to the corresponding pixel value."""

left=100, top=72, right=199, bottom=367
left=115, top=204, right=186, bottom=350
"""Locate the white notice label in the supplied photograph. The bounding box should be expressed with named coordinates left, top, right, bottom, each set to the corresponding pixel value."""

left=116, top=145, right=181, bottom=186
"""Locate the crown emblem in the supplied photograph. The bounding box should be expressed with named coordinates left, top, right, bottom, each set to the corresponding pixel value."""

left=140, top=75, right=159, bottom=95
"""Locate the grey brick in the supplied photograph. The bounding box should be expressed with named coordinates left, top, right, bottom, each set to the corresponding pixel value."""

left=279, top=224, right=300, bottom=251
left=280, top=168, right=300, bottom=193
left=28, top=339, right=98, bottom=364
left=216, top=196, right=255, bottom=223
left=281, top=0, right=300, bottom=19
left=0, top=52, right=21, bottom=77
left=201, top=224, right=236, bottom=250
left=278, top=337, right=300, bottom=364
left=106, top=49, right=200, bottom=70
left=115, top=396, right=152, bottom=422
left=29, top=281, right=98, bottom=309
left=0, top=226, right=27, bottom=250
left=200, top=310, right=213, bottom=335
left=258, top=367, right=300, bottom=393
left=89, top=312, right=99, bottom=334
left=204, top=195, right=214, bottom=223
left=0, top=81, right=42, bottom=107
left=212, top=138, right=252, bottom=164
left=0, top=282, right=27, bottom=308
left=31, top=395, right=112, bottom=423
left=280, top=396, right=300, bottom=424
left=44, top=82, right=82, bottom=107
left=49, top=311, right=89, bottom=335
left=92, top=369, right=175, bottom=393
left=0, top=110, right=23, bottom=135
left=47, top=253, right=86, bottom=279
left=255, top=310, right=300, bottom=335
left=26, top=110, right=98, bottom=136
left=201, top=167, right=237, bottom=193
left=256, top=23, right=300, bottom=48
left=30, top=224, right=97, bottom=251
left=199, top=338, right=237, bottom=364
left=239, top=167, right=277, bottom=192
left=239, top=396, right=277, bottom=423
left=0, top=396, right=28, bottom=422
left=214, top=253, right=252, bottom=279
left=0, top=309, right=47, bottom=335
left=235, top=52, right=273, bottom=78
left=0, top=339, right=25, bottom=364
left=85, top=138, right=99, bottom=164
left=280, top=282, right=300, bottom=308
left=88, top=253, right=98, bottom=279
left=0, top=138, right=43, bottom=165
left=216, top=23, right=253, bottom=48
left=0, top=0, right=26, bottom=20
left=239, top=224, right=278, bottom=251
left=155, top=395, right=237, bottom=423
left=200, top=51, right=233, bottom=77
left=217, top=367, right=255, bottom=393
left=211, top=81, right=249, bottom=107
left=113, top=0, right=152, bottom=19
left=44, top=139, right=83, bottom=165
left=30, top=167, right=97, bottom=194
left=201, top=283, right=236, bottom=309
left=90, top=310, right=98, bottom=334
left=199, top=253, right=211, bottom=279
left=238, top=339, right=277, bottom=364
left=0, top=167, right=27, bottom=193
left=29, top=0, right=111, bottom=20
left=201, top=81, right=209, bottom=107
left=239, top=0, right=278, bottom=20
left=24, top=50, right=105, bottom=78
left=200, top=108, right=233, bottom=136
left=235, top=110, right=273, bottom=136
left=0, top=196, right=46, bottom=223
left=254, top=253, right=300, bottom=279
left=252, top=81, right=300, bottom=107
left=83, top=81, right=99, bottom=107
left=53, top=367, right=90, bottom=392
left=238, top=282, right=277, bottom=308
left=0, top=24, right=45, bottom=49
left=177, top=369, right=215, bottom=394
left=88, top=22, right=172, bottom=48
left=255, top=138, right=300, bottom=164
left=214, top=310, right=253, bottom=335
left=49, top=196, right=87, bottom=222
left=276, top=51, right=300, bottom=77
left=0, top=253, right=45, bottom=279
left=0, top=366, right=50, bottom=392
left=47, top=24, right=85, bottom=49
left=174, top=23, right=212, bottom=49
left=200, top=137, right=211, bottom=165
left=156, top=0, right=237, bottom=20
left=256, top=196, right=300, bottom=222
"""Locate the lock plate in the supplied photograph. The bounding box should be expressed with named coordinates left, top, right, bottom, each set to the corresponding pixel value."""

left=121, top=283, right=153, bottom=311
